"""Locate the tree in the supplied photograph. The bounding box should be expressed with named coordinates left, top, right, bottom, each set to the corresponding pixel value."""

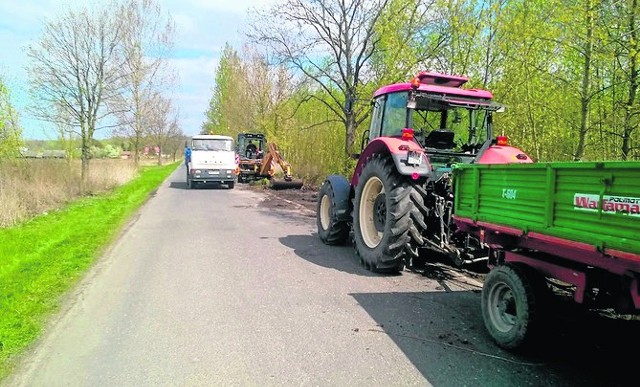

left=202, top=43, right=250, bottom=136
left=370, top=0, right=445, bottom=85
left=249, top=0, right=395, bottom=155
left=113, top=0, right=175, bottom=165
left=609, top=0, right=640, bottom=160
left=27, top=3, right=125, bottom=180
left=0, top=77, right=22, bottom=159
left=147, top=93, right=180, bottom=165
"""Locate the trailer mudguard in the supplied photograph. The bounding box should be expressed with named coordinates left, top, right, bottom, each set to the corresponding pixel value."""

left=325, top=174, right=352, bottom=221
left=351, top=137, right=432, bottom=187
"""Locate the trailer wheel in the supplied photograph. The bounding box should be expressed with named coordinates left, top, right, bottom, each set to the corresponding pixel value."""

left=317, top=180, right=349, bottom=245
left=353, top=155, right=422, bottom=273
left=482, top=264, right=544, bottom=350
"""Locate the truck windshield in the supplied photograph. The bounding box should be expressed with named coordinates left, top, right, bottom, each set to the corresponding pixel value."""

left=192, top=139, right=234, bottom=151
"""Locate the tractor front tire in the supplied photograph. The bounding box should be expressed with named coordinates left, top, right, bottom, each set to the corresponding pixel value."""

left=317, top=180, right=349, bottom=245
left=352, top=155, right=423, bottom=273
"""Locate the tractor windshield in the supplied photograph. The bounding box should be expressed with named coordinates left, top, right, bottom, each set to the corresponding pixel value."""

left=191, top=139, right=234, bottom=151
left=409, top=93, right=497, bottom=153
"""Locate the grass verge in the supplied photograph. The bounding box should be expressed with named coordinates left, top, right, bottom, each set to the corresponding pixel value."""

left=0, top=163, right=177, bottom=380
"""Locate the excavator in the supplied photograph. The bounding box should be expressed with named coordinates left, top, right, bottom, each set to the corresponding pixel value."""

left=236, top=133, right=304, bottom=190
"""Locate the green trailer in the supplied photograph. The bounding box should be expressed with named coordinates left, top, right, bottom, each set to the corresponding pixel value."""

left=452, top=161, right=640, bottom=350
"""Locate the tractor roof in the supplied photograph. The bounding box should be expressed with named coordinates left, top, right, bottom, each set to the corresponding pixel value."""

left=373, top=72, right=493, bottom=101
left=238, top=133, right=266, bottom=139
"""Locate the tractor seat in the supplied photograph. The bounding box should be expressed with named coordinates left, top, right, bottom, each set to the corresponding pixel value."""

left=424, top=130, right=455, bottom=149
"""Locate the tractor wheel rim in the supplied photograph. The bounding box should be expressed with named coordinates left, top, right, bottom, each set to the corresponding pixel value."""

left=360, top=176, right=384, bottom=248
left=488, top=282, right=517, bottom=332
left=320, top=194, right=331, bottom=230
left=373, top=193, right=386, bottom=232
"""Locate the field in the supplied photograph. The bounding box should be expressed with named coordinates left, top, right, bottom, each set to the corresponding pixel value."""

left=0, top=159, right=140, bottom=228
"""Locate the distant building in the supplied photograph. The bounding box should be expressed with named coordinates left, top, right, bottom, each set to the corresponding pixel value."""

left=20, top=149, right=66, bottom=159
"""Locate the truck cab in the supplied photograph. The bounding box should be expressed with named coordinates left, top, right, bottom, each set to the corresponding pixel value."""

left=186, top=134, right=238, bottom=189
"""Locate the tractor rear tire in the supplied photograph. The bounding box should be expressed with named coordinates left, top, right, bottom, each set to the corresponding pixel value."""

left=317, top=180, right=349, bottom=245
left=352, top=154, right=423, bottom=273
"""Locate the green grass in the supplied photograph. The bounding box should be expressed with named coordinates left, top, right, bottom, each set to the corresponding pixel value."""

left=0, top=163, right=177, bottom=380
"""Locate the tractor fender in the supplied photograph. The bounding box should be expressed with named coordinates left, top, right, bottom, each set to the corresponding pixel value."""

left=351, top=137, right=432, bottom=187
left=324, top=174, right=352, bottom=221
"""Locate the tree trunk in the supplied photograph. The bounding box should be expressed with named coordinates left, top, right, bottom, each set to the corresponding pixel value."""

left=622, top=0, right=638, bottom=160
left=345, top=113, right=357, bottom=157
left=81, top=136, right=90, bottom=183
left=574, top=0, right=594, bottom=161
left=133, top=133, right=140, bottom=165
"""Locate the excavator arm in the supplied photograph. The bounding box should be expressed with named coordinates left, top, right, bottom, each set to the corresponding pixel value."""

left=259, top=142, right=294, bottom=181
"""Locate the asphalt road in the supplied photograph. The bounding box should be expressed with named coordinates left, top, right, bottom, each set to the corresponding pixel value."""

left=6, top=167, right=638, bottom=386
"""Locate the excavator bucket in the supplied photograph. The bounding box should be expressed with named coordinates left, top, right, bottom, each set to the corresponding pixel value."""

left=269, top=177, right=304, bottom=190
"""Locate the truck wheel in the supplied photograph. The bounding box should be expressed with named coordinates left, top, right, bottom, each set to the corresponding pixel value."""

left=228, top=182, right=235, bottom=189
left=317, top=180, right=349, bottom=245
left=352, top=155, right=423, bottom=273
left=482, top=264, right=545, bottom=351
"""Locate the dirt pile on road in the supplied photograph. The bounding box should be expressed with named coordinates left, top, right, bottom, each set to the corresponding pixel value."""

left=242, top=183, right=319, bottom=215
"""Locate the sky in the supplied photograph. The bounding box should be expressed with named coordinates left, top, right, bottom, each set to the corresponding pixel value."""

left=0, top=0, right=274, bottom=140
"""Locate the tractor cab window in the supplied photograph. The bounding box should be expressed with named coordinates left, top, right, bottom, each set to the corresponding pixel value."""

left=409, top=96, right=492, bottom=152
left=381, top=92, right=408, bottom=137
left=368, top=96, right=385, bottom=142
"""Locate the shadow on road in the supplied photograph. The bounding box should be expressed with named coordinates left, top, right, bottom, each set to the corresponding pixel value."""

left=168, top=181, right=233, bottom=190
left=279, top=234, right=381, bottom=277
left=351, top=290, right=639, bottom=386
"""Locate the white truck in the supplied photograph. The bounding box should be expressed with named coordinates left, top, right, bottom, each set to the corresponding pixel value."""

left=186, top=134, right=238, bottom=189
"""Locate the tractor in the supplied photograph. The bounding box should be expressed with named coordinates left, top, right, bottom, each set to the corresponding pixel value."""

left=316, top=72, right=532, bottom=271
